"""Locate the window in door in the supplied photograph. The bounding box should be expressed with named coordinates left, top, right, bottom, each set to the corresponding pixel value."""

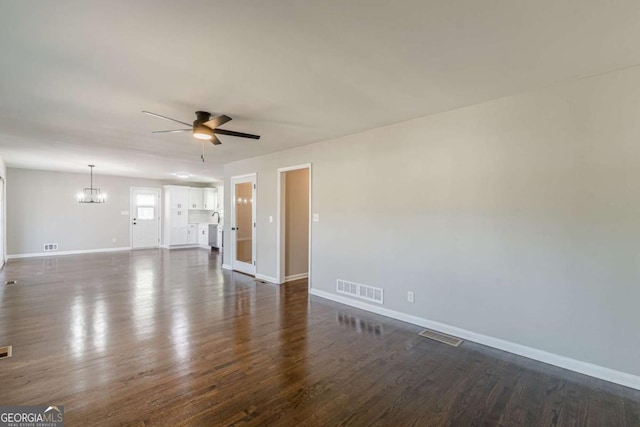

left=136, top=194, right=156, bottom=220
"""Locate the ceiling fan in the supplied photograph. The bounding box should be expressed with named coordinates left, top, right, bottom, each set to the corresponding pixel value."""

left=142, top=110, right=260, bottom=146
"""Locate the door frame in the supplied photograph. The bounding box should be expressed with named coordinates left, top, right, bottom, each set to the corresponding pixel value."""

left=0, top=176, right=5, bottom=268
left=129, top=187, right=162, bottom=249
left=276, top=163, right=312, bottom=286
left=230, top=173, right=257, bottom=275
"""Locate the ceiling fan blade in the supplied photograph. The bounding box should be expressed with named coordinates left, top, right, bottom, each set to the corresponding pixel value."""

left=142, top=111, right=193, bottom=127
left=210, top=135, right=222, bottom=145
left=213, top=128, right=261, bottom=139
left=152, top=129, right=192, bottom=133
left=204, top=114, right=232, bottom=129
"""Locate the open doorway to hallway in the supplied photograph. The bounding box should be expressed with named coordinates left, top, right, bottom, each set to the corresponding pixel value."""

left=277, top=164, right=311, bottom=285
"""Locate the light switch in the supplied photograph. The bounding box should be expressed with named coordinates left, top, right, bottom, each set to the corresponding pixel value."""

left=269, top=216, right=273, bottom=223
left=121, top=211, right=129, bottom=216
left=313, top=213, right=320, bottom=222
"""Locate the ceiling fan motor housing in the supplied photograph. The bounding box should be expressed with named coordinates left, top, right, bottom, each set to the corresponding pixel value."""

left=194, top=111, right=212, bottom=126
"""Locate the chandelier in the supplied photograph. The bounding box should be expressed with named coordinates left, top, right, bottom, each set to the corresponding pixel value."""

left=77, top=165, right=107, bottom=203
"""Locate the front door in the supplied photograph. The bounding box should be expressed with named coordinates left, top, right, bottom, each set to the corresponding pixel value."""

left=231, top=174, right=256, bottom=275
left=131, top=188, right=160, bottom=249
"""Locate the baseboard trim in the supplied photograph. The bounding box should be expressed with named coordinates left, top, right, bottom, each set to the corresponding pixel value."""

left=285, top=273, right=308, bottom=282
left=222, top=263, right=232, bottom=270
left=309, top=288, right=640, bottom=391
left=8, top=247, right=132, bottom=259
left=255, top=273, right=279, bottom=284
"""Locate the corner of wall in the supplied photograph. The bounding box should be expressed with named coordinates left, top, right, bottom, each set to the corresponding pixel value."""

left=0, top=155, right=6, bottom=266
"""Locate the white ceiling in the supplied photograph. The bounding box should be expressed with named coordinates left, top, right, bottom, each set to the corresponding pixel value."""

left=1, top=1, right=640, bottom=182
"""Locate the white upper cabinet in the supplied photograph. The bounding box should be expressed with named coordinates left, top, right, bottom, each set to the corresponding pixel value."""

left=167, top=185, right=189, bottom=210
left=203, top=188, right=218, bottom=210
left=188, top=188, right=203, bottom=210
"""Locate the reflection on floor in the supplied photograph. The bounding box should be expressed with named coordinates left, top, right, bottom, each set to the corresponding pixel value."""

left=0, top=248, right=639, bottom=426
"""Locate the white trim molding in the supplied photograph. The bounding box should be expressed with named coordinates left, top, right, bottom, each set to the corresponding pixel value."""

left=309, top=288, right=640, bottom=391
left=8, top=247, right=132, bottom=259
left=222, top=264, right=232, bottom=270
left=255, top=273, right=279, bottom=284
left=285, top=273, right=309, bottom=282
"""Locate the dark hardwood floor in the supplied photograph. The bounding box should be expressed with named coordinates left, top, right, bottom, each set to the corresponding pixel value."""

left=0, top=249, right=639, bottom=426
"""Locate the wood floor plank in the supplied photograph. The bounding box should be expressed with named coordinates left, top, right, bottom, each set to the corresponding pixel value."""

left=1, top=248, right=639, bottom=426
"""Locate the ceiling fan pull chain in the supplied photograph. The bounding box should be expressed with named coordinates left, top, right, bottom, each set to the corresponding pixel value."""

left=201, top=141, right=205, bottom=162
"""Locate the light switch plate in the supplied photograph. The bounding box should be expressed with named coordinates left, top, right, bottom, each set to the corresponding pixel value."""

left=269, top=216, right=273, bottom=223
left=121, top=211, right=129, bottom=216
left=313, top=213, right=320, bottom=222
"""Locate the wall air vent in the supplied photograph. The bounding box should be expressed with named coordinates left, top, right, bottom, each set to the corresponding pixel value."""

left=43, top=243, right=59, bottom=252
left=337, top=279, right=383, bottom=304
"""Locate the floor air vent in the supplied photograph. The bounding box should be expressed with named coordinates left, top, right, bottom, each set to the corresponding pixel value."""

left=0, top=346, right=12, bottom=359
left=337, top=279, right=383, bottom=304
left=419, top=329, right=463, bottom=347
left=44, top=243, right=59, bottom=251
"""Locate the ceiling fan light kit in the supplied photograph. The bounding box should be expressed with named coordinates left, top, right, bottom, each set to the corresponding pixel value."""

left=193, top=124, right=214, bottom=140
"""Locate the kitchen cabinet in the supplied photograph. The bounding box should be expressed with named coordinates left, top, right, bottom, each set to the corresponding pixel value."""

left=166, top=185, right=189, bottom=210
left=169, top=209, right=187, bottom=226
left=187, top=224, right=198, bottom=244
left=217, top=187, right=223, bottom=211
left=164, top=185, right=195, bottom=247
left=188, top=188, right=203, bottom=210
left=170, top=225, right=188, bottom=245
left=198, top=223, right=209, bottom=246
left=164, top=185, right=218, bottom=248
left=203, top=188, right=218, bottom=210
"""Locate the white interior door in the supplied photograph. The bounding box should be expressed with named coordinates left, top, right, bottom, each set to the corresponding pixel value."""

left=131, top=188, right=160, bottom=249
left=231, top=174, right=256, bottom=275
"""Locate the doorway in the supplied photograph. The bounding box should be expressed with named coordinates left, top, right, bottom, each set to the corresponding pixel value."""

left=277, top=164, right=311, bottom=285
left=231, top=174, right=256, bottom=275
left=130, top=188, right=160, bottom=249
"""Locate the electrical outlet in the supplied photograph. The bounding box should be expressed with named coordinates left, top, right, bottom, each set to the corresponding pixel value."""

left=112, top=238, right=117, bottom=243
left=407, top=291, right=415, bottom=303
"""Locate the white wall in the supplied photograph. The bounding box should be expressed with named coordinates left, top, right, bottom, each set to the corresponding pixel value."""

left=6, top=168, right=198, bottom=255
left=0, top=154, right=6, bottom=264
left=225, top=64, right=640, bottom=383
